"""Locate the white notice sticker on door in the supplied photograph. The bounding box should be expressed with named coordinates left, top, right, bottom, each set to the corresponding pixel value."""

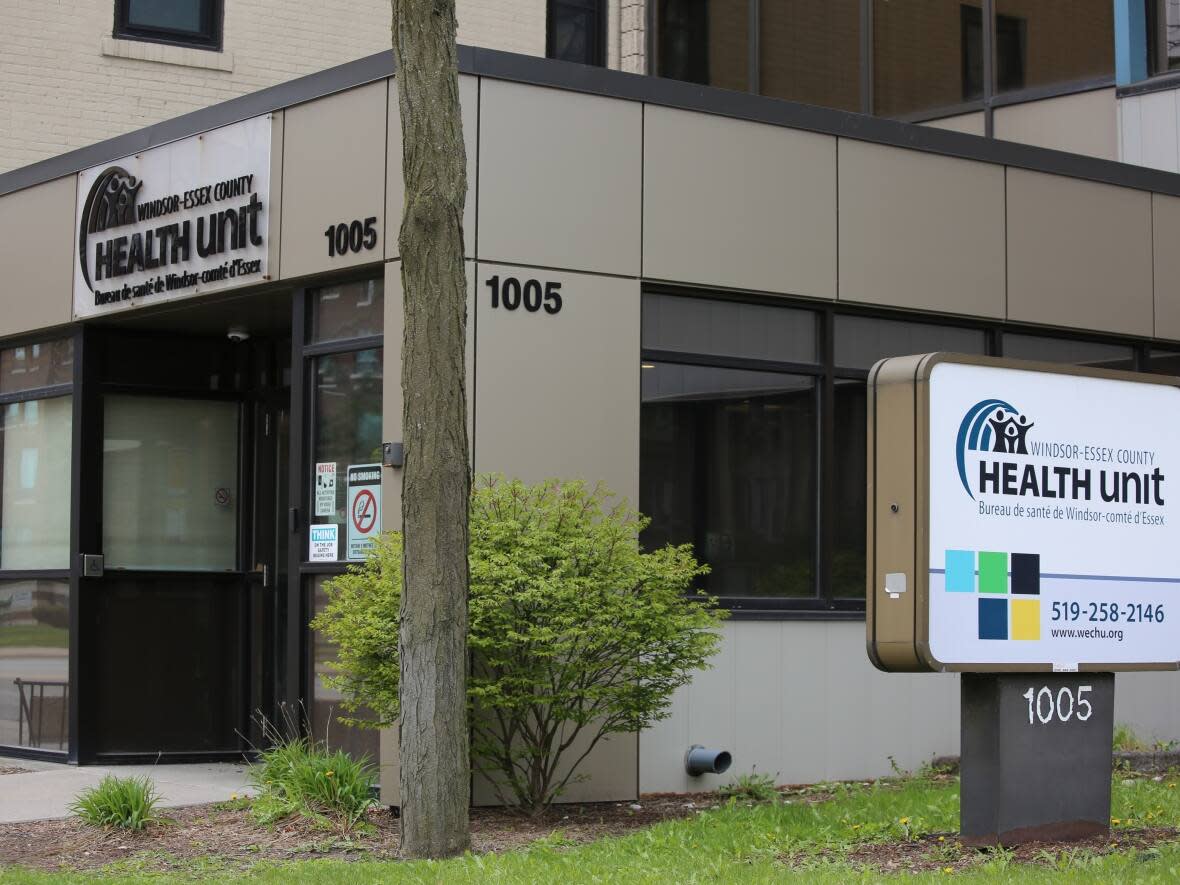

left=309, top=524, right=338, bottom=562
left=314, top=462, right=337, bottom=517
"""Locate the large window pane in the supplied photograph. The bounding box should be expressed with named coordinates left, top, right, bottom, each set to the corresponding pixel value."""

left=0, top=580, right=69, bottom=751
left=834, top=315, right=987, bottom=370
left=641, top=363, right=817, bottom=598
left=311, top=576, right=380, bottom=761
left=643, top=293, right=817, bottom=363
left=760, top=0, right=861, bottom=111
left=833, top=381, right=867, bottom=599
left=310, top=279, right=384, bottom=345
left=1147, top=350, right=1180, bottom=376
left=1, top=397, right=72, bottom=569
left=310, top=350, right=383, bottom=557
left=657, top=0, right=749, bottom=92
left=548, top=0, right=606, bottom=66
left=1002, top=334, right=1134, bottom=369
left=103, top=396, right=239, bottom=571
left=1151, top=0, right=1180, bottom=73
left=874, top=0, right=984, bottom=117
left=993, top=0, right=1113, bottom=93
left=0, top=340, right=73, bottom=395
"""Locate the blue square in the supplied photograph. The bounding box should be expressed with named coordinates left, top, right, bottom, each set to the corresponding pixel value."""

left=945, top=549, right=975, bottom=593
left=978, top=598, right=1008, bottom=640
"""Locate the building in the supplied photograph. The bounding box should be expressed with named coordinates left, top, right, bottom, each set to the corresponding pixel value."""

left=2, top=3, right=1180, bottom=803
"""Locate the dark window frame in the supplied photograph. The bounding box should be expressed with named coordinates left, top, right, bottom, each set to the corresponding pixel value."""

left=113, top=0, right=223, bottom=52
left=546, top=0, right=608, bottom=67
left=641, top=284, right=1160, bottom=619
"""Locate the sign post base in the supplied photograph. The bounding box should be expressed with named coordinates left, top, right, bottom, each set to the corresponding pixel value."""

left=960, top=672, right=1114, bottom=846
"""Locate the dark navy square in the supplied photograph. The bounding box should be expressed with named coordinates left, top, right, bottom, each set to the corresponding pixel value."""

left=1011, top=553, right=1040, bottom=595
left=978, top=598, right=1008, bottom=640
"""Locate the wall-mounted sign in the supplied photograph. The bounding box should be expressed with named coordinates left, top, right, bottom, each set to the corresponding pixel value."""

left=309, top=524, right=338, bottom=562
left=346, top=463, right=381, bottom=561
left=867, top=353, right=1180, bottom=673
left=314, top=462, right=337, bottom=517
left=73, top=114, right=272, bottom=319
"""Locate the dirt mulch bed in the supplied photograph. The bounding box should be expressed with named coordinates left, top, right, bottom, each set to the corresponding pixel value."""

left=0, top=794, right=715, bottom=874
left=840, top=827, right=1180, bottom=875
left=0, top=767, right=28, bottom=776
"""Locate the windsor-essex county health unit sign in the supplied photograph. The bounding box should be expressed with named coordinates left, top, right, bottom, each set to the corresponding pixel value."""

left=867, top=352, right=1180, bottom=674
left=72, top=114, right=272, bottom=319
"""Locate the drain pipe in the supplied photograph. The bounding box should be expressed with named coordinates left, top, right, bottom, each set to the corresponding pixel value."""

left=685, top=745, right=733, bottom=776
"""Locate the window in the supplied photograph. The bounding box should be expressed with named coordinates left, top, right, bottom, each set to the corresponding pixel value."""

left=759, top=0, right=861, bottom=112
left=548, top=0, right=607, bottom=67
left=655, top=0, right=749, bottom=91
left=114, top=0, right=222, bottom=50
left=992, top=0, right=1113, bottom=93
left=0, top=580, right=70, bottom=751
left=1001, top=333, right=1134, bottom=369
left=873, top=0, right=984, bottom=117
left=1149, top=0, right=1180, bottom=73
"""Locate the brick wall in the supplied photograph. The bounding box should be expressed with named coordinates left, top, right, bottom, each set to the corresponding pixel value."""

left=0, top=0, right=549, bottom=174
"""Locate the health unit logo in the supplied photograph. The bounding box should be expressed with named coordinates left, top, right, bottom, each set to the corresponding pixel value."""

left=955, top=399, right=1034, bottom=498
left=945, top=549, right=1040, bottom=641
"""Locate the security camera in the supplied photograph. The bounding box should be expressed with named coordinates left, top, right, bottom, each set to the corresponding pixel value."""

left=227, top=326, right=250, bottom=343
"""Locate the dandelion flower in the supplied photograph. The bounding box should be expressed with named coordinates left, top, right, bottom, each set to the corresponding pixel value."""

left=325, top=771, right=335, bottom=778
left=938, top=836, right=945, bottom=842
left=942, top=867, right=955, bottom=875
left=899, top=817, right=910, bottom=825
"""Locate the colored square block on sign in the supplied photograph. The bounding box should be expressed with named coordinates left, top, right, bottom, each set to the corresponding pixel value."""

left=1011, top=553, right=1040, bottom=595
left=978, top=551, right=1009, bottom=594
left=1011, top=599, right=1040, bottom=640
left=945, top=550, right=975, bottom=592
left=978, top=598, right=1008, bottom=640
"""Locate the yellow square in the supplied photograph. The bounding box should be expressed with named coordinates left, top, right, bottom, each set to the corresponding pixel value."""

left=1012, top=599, right=1040, bottom=641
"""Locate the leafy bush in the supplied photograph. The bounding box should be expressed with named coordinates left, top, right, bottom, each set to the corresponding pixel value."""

left=70, top=775, right=160, bottom=830
left=248, top=730, right=376, bottom=832
left=312, top=475, right=726, bottom=815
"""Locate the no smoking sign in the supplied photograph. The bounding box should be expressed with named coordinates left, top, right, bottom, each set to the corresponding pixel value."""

left=346, top=463, right=382, bottom=561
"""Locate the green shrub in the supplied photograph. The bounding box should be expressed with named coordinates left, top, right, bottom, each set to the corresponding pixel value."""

left=1114, top=723, right=1148, bottom=752
left=312, top=475, right=726, bottom=816
left=717, top=771, right=780, bottom=803
left=249, top=731, right=376, bottom=832
left=70, top=775, right=160, bottom=830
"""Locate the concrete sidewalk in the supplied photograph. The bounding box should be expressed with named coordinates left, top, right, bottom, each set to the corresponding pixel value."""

left=0, top=758, right=254, bottom=823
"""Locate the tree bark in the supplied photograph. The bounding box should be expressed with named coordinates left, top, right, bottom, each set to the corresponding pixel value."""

left=391, top=0, right=471, bottom=860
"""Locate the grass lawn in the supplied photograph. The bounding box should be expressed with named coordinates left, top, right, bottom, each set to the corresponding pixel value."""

left=4, top=773, right=1180, bottom=883
left=0, top=625, right=67, bottom=650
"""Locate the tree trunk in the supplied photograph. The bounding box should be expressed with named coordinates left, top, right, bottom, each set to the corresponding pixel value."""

left=391, top=0, right=471, bottom=860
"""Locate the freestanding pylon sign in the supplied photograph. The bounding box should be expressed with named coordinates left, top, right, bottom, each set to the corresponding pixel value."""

left=867, top=352, right=1180, bottom=844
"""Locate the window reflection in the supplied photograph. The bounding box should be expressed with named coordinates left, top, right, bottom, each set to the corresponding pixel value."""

left=993, top=0, right=1113, bottom=93
left=1, top=397, right=73, bottom=569
left=641, top=363, right=817, bottom=598
left=311, top=280, right=384, bottom=344
left=311, top=576, right=379, bottom=761
left=0, top=580, right=69, bottom=751
left=1002, top=334, right=1134, bottom=369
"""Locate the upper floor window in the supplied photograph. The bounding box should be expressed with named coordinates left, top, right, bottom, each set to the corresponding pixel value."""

left=1149, top=0, right=1180, bottom=74
left=548, top=0, right=607, bottom=67
left=114, top=0, right=223, bottom=51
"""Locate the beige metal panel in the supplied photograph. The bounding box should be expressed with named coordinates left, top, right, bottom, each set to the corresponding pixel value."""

left=920, top=112, right=986, bottom=137
left=477, top=80, right=642, bottom=276
left=280, top=82, right=387, bottom=280
left=0, top=175, right=75, bottom=336
left=838, top=140, right=1005, bottom=318
left=1153, top=194, right=1180, bottom=341
left=642, top=105, right=837, bottom=299
left=993, top=88, right=1118, bottom=161
left=378, top=725, right=401, bottom=807
left=472, top=262, right=640, bottom=802
left=473, top=263, right=640, bottom=500
left=381, top=259, right=475, bottom=533
left=386, top=75, right=478, bottom=260
left=268, top=112, right=284, bottom=281
left=1006, top=168, right=1153, bottom=337
left=1115, top=672, right=1180, bottom=741
left=639, top=621, right=962, bottom=793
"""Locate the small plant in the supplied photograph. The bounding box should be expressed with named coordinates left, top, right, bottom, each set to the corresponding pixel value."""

left=717, top=771, right=780, bottom=803
left=248, top=725, right=376, bottom=833
left=70, top=775, right=160, bottom=830
left=1114, top=723, right=1149, bottom=752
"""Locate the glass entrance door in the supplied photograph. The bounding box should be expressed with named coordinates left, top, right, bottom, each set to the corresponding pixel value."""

left=88, top=394, right=247, bottom=756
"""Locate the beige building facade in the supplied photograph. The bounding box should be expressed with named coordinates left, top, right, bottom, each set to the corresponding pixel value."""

left=1, top=46, right=1180, bottom=800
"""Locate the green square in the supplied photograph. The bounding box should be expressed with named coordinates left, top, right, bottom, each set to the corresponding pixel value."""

left=978, top=551, right=1008, bottom=594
